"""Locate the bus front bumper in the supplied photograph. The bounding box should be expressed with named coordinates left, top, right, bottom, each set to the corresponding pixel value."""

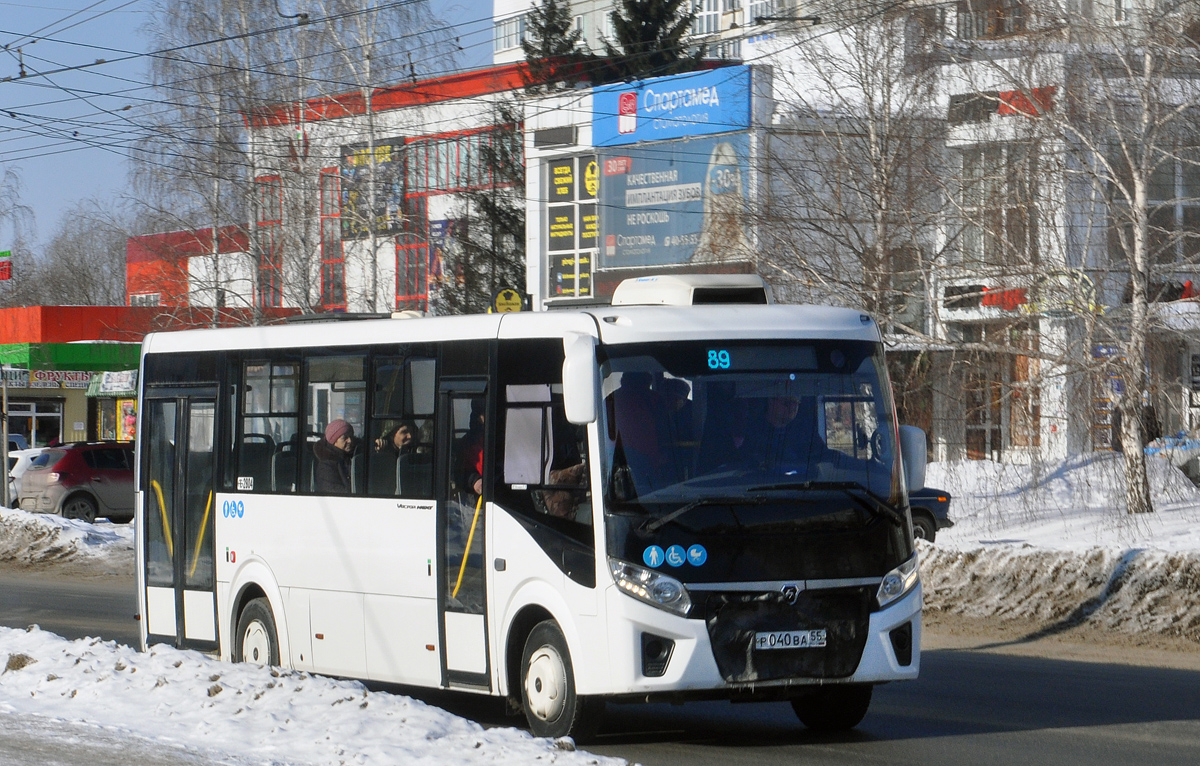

left=597, top=581, right=921, bottom=699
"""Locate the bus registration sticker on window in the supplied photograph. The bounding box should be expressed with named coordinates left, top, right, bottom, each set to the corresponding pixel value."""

left=754, top=629, right=827, bottom=650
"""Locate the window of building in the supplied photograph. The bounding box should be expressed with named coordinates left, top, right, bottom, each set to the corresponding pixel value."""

left=494, top=14, right=526, bottom=52
left=396, top=198, right=429, bottom=312
left=956, top=0, right=1026, bottom=39
left=6, top=400, right=62, bottom=448
left=694, top=0, right=722, bottom=36
left=959, top=144, right=1039, bottom=266
left=319, top=168, right=345, bottom=310
left=1108, top=143, right=1200, bottom=270
left=748, top=0, right=774, bottom=23
left=255, top=175, right=284, bottom=308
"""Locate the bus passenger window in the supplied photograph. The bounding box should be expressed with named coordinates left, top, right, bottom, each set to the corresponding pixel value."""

left=501, top=384, right=591, bottom=527
left=240, top=362, right=298, bottom=493
left=370, top=356, right=435, bottom=499
left=306, top=355, right=367, bottom=495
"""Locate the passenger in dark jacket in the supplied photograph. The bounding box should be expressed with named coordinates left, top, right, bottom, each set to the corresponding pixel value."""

left=314, top=419, right=354, bottom=494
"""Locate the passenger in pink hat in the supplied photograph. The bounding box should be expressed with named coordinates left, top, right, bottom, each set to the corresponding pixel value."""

left=314, top=419, right=354, bottom=494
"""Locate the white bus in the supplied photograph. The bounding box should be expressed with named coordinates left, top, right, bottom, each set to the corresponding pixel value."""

left=135, top=286, right=925, bottom=740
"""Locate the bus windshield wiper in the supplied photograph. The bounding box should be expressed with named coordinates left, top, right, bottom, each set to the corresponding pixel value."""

left=748, top=481, right=905, bottom=527
left=642, top=496, right=769, bottom=534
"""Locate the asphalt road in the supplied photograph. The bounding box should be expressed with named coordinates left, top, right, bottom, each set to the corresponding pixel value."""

left=2, top=566, right=1199, bottom=766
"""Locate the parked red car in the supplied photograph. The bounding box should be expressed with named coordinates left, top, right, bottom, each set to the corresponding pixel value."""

left=17, top=442, right=134, bottom=524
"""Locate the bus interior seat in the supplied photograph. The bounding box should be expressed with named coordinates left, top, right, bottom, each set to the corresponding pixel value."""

left=398, top=452, right=433, bottom=498
left=368, top=451, right=398, bottom=495
left=271, top=442, right=297, bottom=492
left=238, top=434, right=274, bottom=493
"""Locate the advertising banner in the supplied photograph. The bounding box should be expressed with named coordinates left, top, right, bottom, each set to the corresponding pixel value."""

left=599, top=132, right=751, bottom=269
left=593, top=66, right=751, bottom=147
left=546, top=155, right=597, bottom=298
left=340, top=138, right=407, bottom=240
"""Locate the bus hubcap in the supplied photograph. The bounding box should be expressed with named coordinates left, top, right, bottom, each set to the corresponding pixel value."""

left=242, top=621, right=270, bottom=664
left=525, top=646, right=567, bottom=722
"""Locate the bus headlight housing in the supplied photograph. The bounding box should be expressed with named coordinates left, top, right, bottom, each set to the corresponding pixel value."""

left=609, top=558, right=692, bottom=617
left=876, top=553, right=919, bottom=609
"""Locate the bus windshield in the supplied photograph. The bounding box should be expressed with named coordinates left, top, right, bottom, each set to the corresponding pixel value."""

left=600, top=339, right=901, bottom=511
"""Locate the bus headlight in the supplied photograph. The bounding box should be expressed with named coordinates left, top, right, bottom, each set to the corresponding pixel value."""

left=876, top=553, right=919, bottom=609
left=609, top=558, right=692, bottom=617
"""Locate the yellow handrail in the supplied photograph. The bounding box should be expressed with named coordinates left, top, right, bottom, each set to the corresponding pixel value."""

left=150, top=479, right=173, bottom=560
left=188, top=490, right=213, bottom=579
left=451, top=494, right=484, bottom=600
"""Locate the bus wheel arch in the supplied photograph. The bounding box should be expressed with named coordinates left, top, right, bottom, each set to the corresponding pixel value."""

left=504, top=604, right=554, bottom=708
left=227, top=567, right=290, bottom=668
left=517, top=619, right=603, bottom=741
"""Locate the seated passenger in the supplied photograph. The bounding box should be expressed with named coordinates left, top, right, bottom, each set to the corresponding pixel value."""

left=314, top=419, right=354, bottom=494
left=376, top=419, right=419, bottom=456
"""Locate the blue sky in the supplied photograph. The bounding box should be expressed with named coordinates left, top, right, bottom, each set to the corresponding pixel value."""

left=0, top=0, right=493, bottom=252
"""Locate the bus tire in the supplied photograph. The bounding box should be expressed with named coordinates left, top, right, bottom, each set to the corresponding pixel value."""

left=234, top=597, right=279, bottom=666
left=791, top=684, right=873, bottom=732
left=519, top=620, right=602, bottom=742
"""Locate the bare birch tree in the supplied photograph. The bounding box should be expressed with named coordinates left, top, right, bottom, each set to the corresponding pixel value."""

left=953, top=1, right=1200, bottom=512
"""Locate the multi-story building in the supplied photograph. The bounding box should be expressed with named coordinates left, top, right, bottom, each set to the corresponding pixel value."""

left=125, top=1, right=1200, bottom=465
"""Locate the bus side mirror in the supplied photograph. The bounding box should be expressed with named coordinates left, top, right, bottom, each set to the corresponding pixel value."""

left=562, top=332, right=598, bottom=425
left=898, top=425, right=926, bottom=492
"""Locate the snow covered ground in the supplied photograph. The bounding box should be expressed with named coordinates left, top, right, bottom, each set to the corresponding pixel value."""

left=0, top=626, right=620, bottom=766
left=0, top=510, right=620, bottom=765
left=921, top=453, right=1200, bottom=642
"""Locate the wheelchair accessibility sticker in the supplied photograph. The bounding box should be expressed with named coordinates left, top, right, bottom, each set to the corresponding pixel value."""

left=644, top=543, right=708, bottom=567
left=222, top=500, right=245, bottom=519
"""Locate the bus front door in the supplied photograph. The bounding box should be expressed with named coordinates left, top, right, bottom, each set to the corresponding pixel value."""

left=438, top=383, right=491, bottom=688
left=142, top=393, right=218, bottom=652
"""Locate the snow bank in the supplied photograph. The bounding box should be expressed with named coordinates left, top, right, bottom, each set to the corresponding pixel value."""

left=920, top=544, right=1200, bottom=642
left=920, top=454, right=1200, bottom=643
left=0, top=508, right=133, bottom=572
left=0, top=626, right=622, bottom=766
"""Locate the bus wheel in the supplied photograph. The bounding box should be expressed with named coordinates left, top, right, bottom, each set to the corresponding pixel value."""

left=519, top=620, right=602, bottom=741
left=791, top=684, right=873, bottom=732
left=234, top=598, right=279, bottom=666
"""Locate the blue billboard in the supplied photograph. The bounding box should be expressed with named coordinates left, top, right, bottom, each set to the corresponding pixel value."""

left=592, top=66, right=752, bottom=147
left=599, top=132, right=751, bottom=268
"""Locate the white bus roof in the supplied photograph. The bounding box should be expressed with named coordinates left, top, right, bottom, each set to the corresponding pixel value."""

left=140, top=305, right=880, bottom=355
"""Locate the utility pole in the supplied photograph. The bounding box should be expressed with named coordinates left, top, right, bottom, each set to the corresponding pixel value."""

left=2, top=365, right=10, bottom=508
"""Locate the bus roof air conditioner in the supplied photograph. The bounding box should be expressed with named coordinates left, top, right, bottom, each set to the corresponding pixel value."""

left=610, top=274, right=773, bottom=307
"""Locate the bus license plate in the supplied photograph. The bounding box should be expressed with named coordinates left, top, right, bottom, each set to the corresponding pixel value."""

left=754, top=629, right=827, bottom=650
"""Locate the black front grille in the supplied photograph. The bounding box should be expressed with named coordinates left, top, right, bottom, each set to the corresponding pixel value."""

left=703, top=588, right=871, bottom=683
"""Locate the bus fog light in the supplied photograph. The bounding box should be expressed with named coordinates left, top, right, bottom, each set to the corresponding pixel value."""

left=609, top=558, right=692, bottom=616
left=875, top=554, right=919, bottom=609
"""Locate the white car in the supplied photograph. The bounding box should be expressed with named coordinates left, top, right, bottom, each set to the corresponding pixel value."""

left=7, top=448, right=44, bottom=507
